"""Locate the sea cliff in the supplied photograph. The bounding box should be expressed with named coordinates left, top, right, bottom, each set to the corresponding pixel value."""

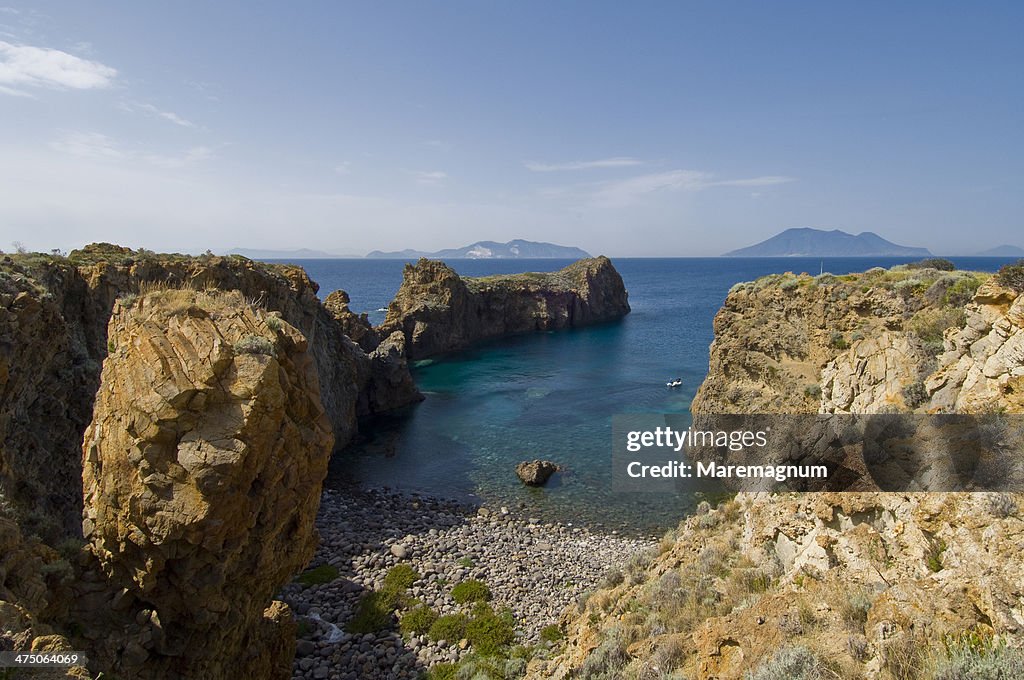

left=380, top=256, right=630, bottom=359
left=535, top=262, right=1024, bottom=679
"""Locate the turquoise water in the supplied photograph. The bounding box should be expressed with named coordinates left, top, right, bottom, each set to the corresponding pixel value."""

left=294, top=257, right=1017, bottom=533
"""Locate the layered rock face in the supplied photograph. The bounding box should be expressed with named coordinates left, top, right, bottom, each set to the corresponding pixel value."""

left=80, top=290, right=333, bottom=678
left=538, top=264, right=1024, bottom=679
left=380, top=256, right=630, bottom=358
left=535, top=492, right=1024, bottom=680
left=0, top=245, right=419, bottom=539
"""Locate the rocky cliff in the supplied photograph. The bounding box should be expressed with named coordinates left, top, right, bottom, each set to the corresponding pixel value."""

left=0, top=245, right=419, bottom=540
left=379, top=256, right=630, bottom=358
left=538, top=263, right=1024, bottom=679
left=77, top=289, right=333, bottom=678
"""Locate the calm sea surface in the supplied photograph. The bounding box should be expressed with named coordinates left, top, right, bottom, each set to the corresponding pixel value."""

left=288, top=257, right=1016, bottom=534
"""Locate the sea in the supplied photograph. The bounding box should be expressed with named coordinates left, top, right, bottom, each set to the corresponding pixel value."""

left=285, top=256, right=1017, bottom=536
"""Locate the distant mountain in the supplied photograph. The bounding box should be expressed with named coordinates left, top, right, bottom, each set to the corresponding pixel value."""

left=723, top=228, right=931, bottom=257
left=226, top=247, right=359, bottom=260
left=366, top=239, right=591, bottom=259
left=975, top=245, right=1024, bottom=257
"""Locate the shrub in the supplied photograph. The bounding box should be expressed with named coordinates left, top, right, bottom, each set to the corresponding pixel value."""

left=451, top=579, right=491, bottom=604
left=944, top=276, right=982, bottom=306
left=540, top=624, right=564, bottom=643
left=265, top=315, right=283, bottom=331
left=909, top=307, right=964, bottom=354
left=746, top=645, right=827, bottom=680
left=579, top=626, right=632, bottom=679
left=803, top=384, right=822, bottom=399
left=465, top=606, right=516, bottom=656
left=907, top=258, right=956, bottom=271
left=840, top=589, right=872, bottom=631
left=399, top=604, right=438, bottom=636
left=346, top=589, right=399, bottom=633
left=601, top=568, right=624, bottom=588
left=995, top=259, right=1024, bottom=292
left=931, top=643, right=1024, bottom=680
left=987, top=493, right=1018, bottom=518
left=829, top=332, right=849, bottom=350
left=902, top=382, right=928, bottom=409
left=234, top=334, right=276, bottom=357
left=384, top=563, right=420, bottom=591
left=429, top=613, right=469, bottom=642
left=780, top=278, right=799, bottom=291
left=118, top=292, right=139, bottom=307
left=295, top=564, right=339, bottom=586
left=424, top=662, right=457, bottom=680
left=926, top=538, right=947, bottom=572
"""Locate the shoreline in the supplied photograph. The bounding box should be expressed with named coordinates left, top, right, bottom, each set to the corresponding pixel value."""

left=279, top=485, right=655, bottom=679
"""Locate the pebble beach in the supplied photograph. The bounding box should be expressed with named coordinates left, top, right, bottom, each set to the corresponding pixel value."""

left=280, top=486, right=655, bottom=679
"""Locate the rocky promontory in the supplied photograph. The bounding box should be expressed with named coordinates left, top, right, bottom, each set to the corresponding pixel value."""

left=379, top=256, right=630, bottom=358
left=539, top=261, right=1024, bottom=679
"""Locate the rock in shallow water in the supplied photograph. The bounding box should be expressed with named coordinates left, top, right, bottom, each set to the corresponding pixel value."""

left=515, top=460, right=559, bottom=486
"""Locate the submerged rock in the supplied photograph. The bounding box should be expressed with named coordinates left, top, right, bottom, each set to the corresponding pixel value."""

left=515, top=460, right=559, bottom=486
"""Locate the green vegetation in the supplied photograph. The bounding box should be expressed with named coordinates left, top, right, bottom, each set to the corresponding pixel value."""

left=265, top=315, right=283, bottom=331
left=909, top=307, right=964, bottom=355
left=457, top=556, right=475, bottom=568
left=995, top=259, right=1024, bottom=292
left=399, top=604, right=438, bottom=636
left=451, top=579, right=491, bottom=604
left=746, top=645, right=830, bottom=680
left=346, top=589, right=400, bottom=634
left=428, top=613, right=469, bottom=642
left=423, top=663, right=458, bottom=680
left=829, top=331, right=849, bottom=350
left=902, top=382, right=928, bottom=408
left=295, top=564, right=339, bottom=586
left=907, top=258, right=956, bottom=271
left=540, top=624, right=564, bottom=643
left=464, top=605, right=516, bottom=655
left=234, top=334, right=276, bottom=357
left=384, top=563, right=421, bottom=590
left=926, top=538, right=947, bottom=573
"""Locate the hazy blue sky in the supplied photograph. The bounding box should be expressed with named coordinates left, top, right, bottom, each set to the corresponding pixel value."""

left=1, top=2, right=1021, bottom=256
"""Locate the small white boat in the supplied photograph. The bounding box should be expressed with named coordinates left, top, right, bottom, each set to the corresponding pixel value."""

left=666, top=378, right=682, bottom=388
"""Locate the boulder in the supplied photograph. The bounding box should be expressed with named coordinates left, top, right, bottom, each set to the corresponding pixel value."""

left=515, top=460, right=559, bottom=486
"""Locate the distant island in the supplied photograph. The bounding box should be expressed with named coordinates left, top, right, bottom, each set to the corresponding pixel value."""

left=723, top=227, right=931, bottom=257
left=225, top=247, right=360, bottom=259
left=366, top=239, right=591, bottom=259
left=976, top=245, right=1024, bottom=257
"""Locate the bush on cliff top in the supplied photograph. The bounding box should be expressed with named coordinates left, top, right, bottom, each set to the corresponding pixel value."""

left=995, top=259, right=1024, bottom=292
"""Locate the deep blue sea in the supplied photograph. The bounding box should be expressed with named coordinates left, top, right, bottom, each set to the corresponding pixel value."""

left=289, top=257, right=1016, bottom=535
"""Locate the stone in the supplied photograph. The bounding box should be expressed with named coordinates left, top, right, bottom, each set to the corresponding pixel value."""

left=515, top=460, right=559, bottom=486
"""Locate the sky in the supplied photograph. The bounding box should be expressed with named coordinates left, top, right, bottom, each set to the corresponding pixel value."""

left=0, top=2, right=1022, bottom=257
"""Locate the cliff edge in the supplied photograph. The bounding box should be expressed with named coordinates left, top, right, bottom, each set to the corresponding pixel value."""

left=380, top=256, right=630, bottom=359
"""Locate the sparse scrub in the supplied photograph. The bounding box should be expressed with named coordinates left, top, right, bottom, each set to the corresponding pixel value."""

left=902, top=381, right=929, bottom=409
left=883, top=632, right=926, bottom=680
left=907, top=258, right=956, bottom=271
left=909, top=307, right=964, bottom=354
left=987, top=493, right=1018, bottom=518
left=234, top=334, right=276, bottom=357
left=746, top=645, right=828, bottom=680
left=943, top=275, right=982, bottom=306
left=601, top=568, right=625, bottom=588
left=840, top=589, right=873, bottom=631
left=295, top=564, right=339, bottom=586
left=540, top=624, right=564, bottom=643
left=346, top=588, right=399, bottom=633
left=265, top=314, right=283, bottom=331
left=995, top=259, right=1024, bottom=292
left=579, top=626, right=633, bottom=679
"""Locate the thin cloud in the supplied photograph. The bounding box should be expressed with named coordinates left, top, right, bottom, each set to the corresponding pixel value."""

left=122, top=101, right=195, bottom=128
left=49, top=131, right=125, bottom=160
left=411, top=170, right=448, bottom=185
left=585, top=170, right=796, bottom=207
left=525, top=157, right=644, bottom=172
left=0, top=40, right=116, bottom=95
left=50, top=130, right=213, bottom=168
